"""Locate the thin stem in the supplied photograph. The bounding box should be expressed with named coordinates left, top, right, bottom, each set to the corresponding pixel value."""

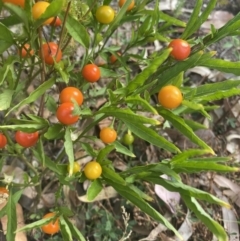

left=57, top=1, right=72, bottom=55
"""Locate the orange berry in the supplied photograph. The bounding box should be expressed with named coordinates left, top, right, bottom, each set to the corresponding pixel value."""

left=158, top=85, right=183, bottom=109
left=100, top=127, right=117, bottom=144
left=41, top=212, right=60, bottom=235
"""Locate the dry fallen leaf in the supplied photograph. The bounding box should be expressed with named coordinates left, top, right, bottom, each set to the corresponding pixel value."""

left=154, top=175, right=181, bottom=213
left=0, top=203, right=27, bottom=241
left=214, top=175, right=240, bottom=208
left=159, top=0, right=179, bottom=11
left=138, top=213, right=171, bottom=241
left=174, top=210, right=193, bottom=241
left=78, top=186, right=118, bottom=202
left=1, top=165, right=37, bottom=210
left=213, top=185, right=239, bottom=241
left=201, top=10, right=234, bottom=31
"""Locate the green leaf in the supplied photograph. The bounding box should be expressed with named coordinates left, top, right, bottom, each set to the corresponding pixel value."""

left=169, top=71, right=184, bottom=87
left=181, top=0, right=202, bottom=39
left=65, top=14, right=90, bottom=48
left=6, top=78, right=55, bottom=116
left=104, top=0, right=135, bottom=37
left=125, top=121, right=180, bottom=153
left=152, top=51, right=208, bottom=94
left=64, top=127, right=74, bottom=176
left=81, top=142, right=97, bottom=157
left=197, top=0, right=218, bottom=34
left=129, top=185, right=153, bottom=201
left=16, top=214, right=59, bottom=233
left=97, top=145, right=115, bottom=163
left=170, top=149, right=213, bottom=164
left=0, top=64, right=12, bottom=86
left=126, top=48, right=172, bottom=95
left=102, top=166, right=126, bottom=186
left=54, top=61, right=69, bottom=83
left=45, top=95, right=58, bottom=113
left=0, top=124, right=47, bottom=132
left=181, top=195, right=228, bottom=241
left=43, top=156, right=66, bottom=176
left=204, top=12, right=240, bottom=46
left=87, top=179, right=103, bottom=201
left=37, top=137, right=45, bottom=167
left=143, top=176, right=230, bottom=208
left=26, top=114, right=49, bottom=124
left=126, top=95, right=158, bottom=114
left=158, top=108, right=214, bottom=153
left=184, top=119, right=207, bottom=131
left=188, top=157, right=230, bottom=162
left=4, top=3, right=29, bottom=30
left=114, top=141, right=135, bottom=157
left=0, top=89, right=14, bottom=111
left=0, top=15, right=21, bottom=27
left=13, top=190, right=24, bottom=204
left=122, top=163, right=180, bottom=182
left=182, top=0, right=217, bottom=40
left=0, top=205, right=7, bottom=219
left=59, top=216, right=73, bottom=241
left=44, top=124, right=64, bottom=140
left=58, top=207, right=73, bottom=217
left=63, top=217, right=86, bottom=241
left=34, top=0, right=65, bottom=28
left=196, top=88, right=240, bottom=102
left=138, top=15, right=153, bottom=36
left=159, top=11, right=186, bottom=27
left=199, top=58, right=240, bottom=75
left=182, top=100, right=211, bottom=119
left=0, top=22, right=14, bottom=44
left=99, top=67, right=118, bottom=78
left=6, top=189, right=17, bottom=241
left=98, top=106, right=160, bottom=125
left=102, top=166, right=183, bottom=240
left=184, top=80, right=240, bottom=99
left=171, top=161, right=239, bottom=173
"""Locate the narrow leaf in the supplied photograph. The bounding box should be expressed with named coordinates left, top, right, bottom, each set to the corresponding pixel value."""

left=0, top=23, right=14, bottom=44
left=87, top=179, right=103, bottom=201
left=102, top=167, right=183, bottom=240
left=144, top=176, right=231, bottom=208
left=64, top=127, right=74, bottom=176
left=199, top=58, right=240, bottom=75
left=152, top=51, right=206, bottom=93
left=126, top=95, right=158, bottom=114
left=181, top=195, right=228, bottom=241
left=59, top=216, right=73, bottom=241
left=184, top=80, right=240, bottom=99
left=64, top=217, right=86, bottom=241
left=182, top=100, right=211, bottom=119
left=97, top=145, right=115, bottom=162
left=170, top=149, right=213, bottom=164
left=98, top=106, right=160, bottom=125
left=181, top=0, right=202, bottom=39
left=4, top=3, right=29, bottom=30
left=127, top=48, right=172, bottom=95
left=6, top=189, right=17, bottom=241
left=159, top=11, right=186, bottom=27
left=0, top=89, right=14, bottom=110
left=6, top=78, right=55, bottom=116
left=114, top=141, right=135, bottom=157
left=158, top=108, right=214, bottom=153
left=65, top=14, right=90, bottom=48
left=34, top=0, right=65, bottom=28
left=172, top=161, right=239, bottom=173
left=0, top=124, right=47, bottom=132
left=125, top=121, right=180, bottom=153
